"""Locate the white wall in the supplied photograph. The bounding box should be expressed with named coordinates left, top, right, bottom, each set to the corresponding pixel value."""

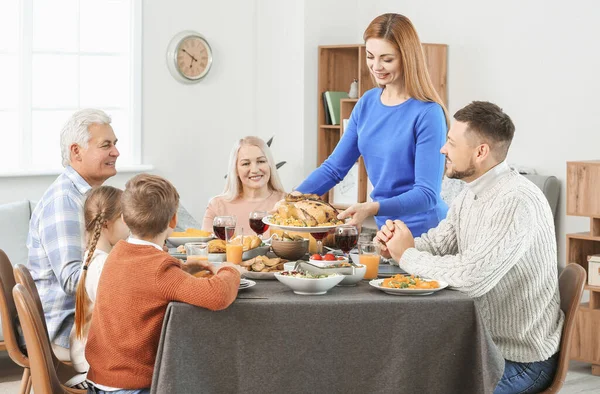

left=255, top=0, right=305, bottom=192
left=303, top=0, right=361, bottom=176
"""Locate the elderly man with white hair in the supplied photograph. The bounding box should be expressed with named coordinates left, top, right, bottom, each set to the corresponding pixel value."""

left=26, top=109, right=119, bottom=362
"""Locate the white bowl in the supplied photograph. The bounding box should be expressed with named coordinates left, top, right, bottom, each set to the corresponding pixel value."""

left=292, top=262, right=366, bottom=286
left=337, top=264, right=366, bottom=286
left=308, top=256, right=349, bottom=267
left=274, top=272, right=344, bottom=295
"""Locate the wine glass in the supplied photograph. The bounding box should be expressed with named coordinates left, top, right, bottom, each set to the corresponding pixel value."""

left=249, top=211, right=269, bottom=239
left=213, top=216, right=236, bottom=240
left=311, top=230, right=331, bottom=256
left=334, top=225, right=359, bottom=259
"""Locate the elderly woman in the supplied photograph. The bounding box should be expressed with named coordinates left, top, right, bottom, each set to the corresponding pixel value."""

left=202, top=136, right=286, bottom=236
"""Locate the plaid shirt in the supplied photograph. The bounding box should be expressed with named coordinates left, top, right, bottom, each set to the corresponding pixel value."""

left=26, top=166, right=91, bottom=348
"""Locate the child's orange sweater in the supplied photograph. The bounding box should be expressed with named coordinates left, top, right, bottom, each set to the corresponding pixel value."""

left=85, top=240, right=240, bottom=389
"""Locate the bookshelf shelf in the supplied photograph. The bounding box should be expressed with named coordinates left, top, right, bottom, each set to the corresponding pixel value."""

left=317, top=43, right=447, bottom=206
left=566, top=161, right=600, bottom=374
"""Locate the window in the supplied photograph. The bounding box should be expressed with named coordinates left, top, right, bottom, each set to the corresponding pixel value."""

left=0, top=0, right=141, bottom=174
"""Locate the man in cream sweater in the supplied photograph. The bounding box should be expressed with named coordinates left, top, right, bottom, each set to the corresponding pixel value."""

left=376, top=101, right=564, bottom=394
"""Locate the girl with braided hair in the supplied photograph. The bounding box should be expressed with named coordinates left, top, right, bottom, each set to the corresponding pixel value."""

left=69, top=185, right=129, bottom=375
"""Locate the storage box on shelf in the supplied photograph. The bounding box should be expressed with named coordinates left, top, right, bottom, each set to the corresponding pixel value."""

left=317, top=44, right=447, bottom=209
left=566, top=160, right=600, bottom=375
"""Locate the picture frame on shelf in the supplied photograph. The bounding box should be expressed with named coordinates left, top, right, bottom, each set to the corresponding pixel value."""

left=332, top=163, right=359, bottom=206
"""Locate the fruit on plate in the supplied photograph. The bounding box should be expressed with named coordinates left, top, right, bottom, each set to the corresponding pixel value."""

left=310, top=254, right=346, bottom=261
left=271, top=192, right=343, bottom=227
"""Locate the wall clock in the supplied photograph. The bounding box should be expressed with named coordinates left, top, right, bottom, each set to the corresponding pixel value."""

left=166, top=31, right=213, bottom=84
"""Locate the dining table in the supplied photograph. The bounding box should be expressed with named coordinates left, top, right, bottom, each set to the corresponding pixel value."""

left=151, top=280, right=504, bottom=394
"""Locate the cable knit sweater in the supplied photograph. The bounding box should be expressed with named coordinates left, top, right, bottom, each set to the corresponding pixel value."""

left=400, top=163, right=564, bottom=362
left=85, top=241, right=240, bottom=389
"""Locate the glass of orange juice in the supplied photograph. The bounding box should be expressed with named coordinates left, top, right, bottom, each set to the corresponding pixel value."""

left=225, top=229, right=243, bottom=265
left=184, top=242, right=208, bottom=262
left=358, top=241, right=380, bottom=280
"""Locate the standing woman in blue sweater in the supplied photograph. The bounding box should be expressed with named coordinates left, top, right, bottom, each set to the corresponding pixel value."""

left=297, top=13, right=449, bottom=237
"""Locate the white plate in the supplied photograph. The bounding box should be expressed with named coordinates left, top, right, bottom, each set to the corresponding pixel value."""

left=262, top=216, right=345, bottom=234
left=368, top=278, right=448, bottom=296
left=239, top=279, right=256, bottom=290
left=167, top=236, right=214, bottom=247
left=242, top=269, right=282, bottom=280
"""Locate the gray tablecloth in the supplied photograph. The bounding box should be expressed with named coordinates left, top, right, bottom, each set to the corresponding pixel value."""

left=151, top=281, right=504, bottom=394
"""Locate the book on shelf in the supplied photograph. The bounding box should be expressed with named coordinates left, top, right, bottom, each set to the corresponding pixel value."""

left=324, top=91, right=349, bottom=125
left=322, top=92, right=332, bottom=125
left=342, top=118, right=349, bottom=132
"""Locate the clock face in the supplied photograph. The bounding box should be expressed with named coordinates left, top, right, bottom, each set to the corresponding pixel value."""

left=175, top=36, right=212, bottom=80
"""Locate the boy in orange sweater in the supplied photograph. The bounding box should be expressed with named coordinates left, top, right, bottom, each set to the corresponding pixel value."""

left=85, top=174, right=240, bottom=393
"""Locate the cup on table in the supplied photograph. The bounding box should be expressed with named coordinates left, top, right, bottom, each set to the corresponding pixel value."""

left=225, top=229, right=243, bottom=265
left=358, top=241, right=380, bottom=280
left=184, top=242, right=209, bottom=270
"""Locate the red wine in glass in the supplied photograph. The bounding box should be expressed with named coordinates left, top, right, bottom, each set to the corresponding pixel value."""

left=336, top=234, right=358, bottom=253
left=249, top=218, right=269, bottom=235
left=214, top=226, right=235, bottom=241
left=311, top=231, right=329, bottom=255
left=311, top=232, right=329, bottom=241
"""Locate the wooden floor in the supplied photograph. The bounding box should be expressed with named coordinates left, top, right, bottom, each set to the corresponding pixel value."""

left=0, top=351, right=598, bottom=393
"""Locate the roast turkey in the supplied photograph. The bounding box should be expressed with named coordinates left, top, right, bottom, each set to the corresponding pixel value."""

left=273, top=192, right=342, bottom=227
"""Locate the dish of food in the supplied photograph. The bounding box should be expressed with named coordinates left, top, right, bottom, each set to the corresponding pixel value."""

left=167, top=228, right=214, bottom=247
left=207, top=236, right=262, bottom=253
left=369, top=275, right=448, bottom=296
left=308, top=253, right=348, bottom=267
left=240, top=255, right=287, bottom=279
left=263, top=216, right=344, bottom=233
left=265, top=192, right=344, bottom=232
left=274, top=271, right=344, bottom=295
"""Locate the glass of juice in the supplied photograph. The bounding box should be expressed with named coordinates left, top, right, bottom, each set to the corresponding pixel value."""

left=358, top=241, right=380, bottom=280
left=225, top=228, right=243, bottom=265
left=184, top=242, right=209, bottom=275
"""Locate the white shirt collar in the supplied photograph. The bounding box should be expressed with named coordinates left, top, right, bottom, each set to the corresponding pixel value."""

left=467, top=161, right=511, bottom=198
left=127, top=236, right=163, bottom=251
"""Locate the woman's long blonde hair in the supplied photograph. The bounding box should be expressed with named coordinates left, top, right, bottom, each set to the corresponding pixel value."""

left=221, top=136, right=285, bottom=202
left=364, top=13, right=450, bottom=127
left=74, top=186, right=123, bottom=339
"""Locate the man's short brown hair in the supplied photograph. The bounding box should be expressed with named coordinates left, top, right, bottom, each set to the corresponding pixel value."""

left=122, top=174, right=179, bottom=238
left=454, top=101, right=515, bottom=161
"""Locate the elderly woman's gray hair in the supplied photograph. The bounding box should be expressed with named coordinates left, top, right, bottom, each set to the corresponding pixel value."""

left=60, top=109, right=112, bottom=167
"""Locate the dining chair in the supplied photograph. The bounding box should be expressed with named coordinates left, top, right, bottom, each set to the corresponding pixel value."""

left=13, top=283, right=85, bottom=394
left=13, top=264, right=52, bottom=343
left=540, top=263, right=586, bottom=393
left=0, top=249, right=32, bottom=394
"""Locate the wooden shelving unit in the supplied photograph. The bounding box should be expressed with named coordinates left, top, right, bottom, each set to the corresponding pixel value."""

left=317, top=44, right=448, bottom=208
left=566, top=161, right=600, bottom=374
